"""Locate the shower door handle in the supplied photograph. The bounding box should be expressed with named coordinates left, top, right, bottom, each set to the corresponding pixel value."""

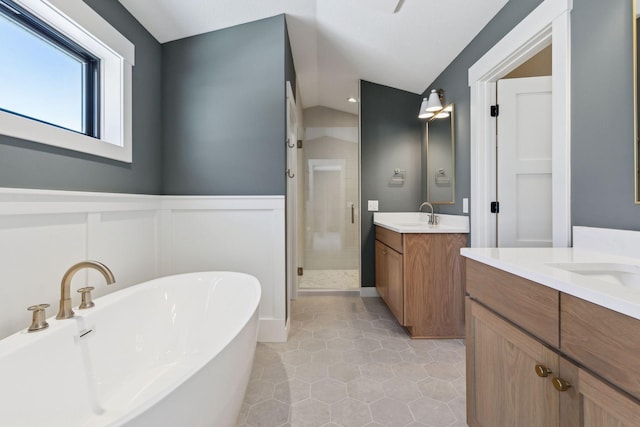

left=351, top=204, right=355, bottom=224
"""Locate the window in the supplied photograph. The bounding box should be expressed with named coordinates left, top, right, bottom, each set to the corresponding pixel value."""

left=0, top=0, right=100, bottom=137
left=0, top=0, right=135, bottom=162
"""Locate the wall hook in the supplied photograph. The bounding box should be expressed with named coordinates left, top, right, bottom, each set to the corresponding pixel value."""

left=286, top=169, right=295, bottom=179
left=286, top=138, right=295, bottom=148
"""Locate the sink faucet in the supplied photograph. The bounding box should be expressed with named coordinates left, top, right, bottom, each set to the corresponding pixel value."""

left=56, top=261, right=115, bottom=320
left=418, top=202, right=437, bottom=225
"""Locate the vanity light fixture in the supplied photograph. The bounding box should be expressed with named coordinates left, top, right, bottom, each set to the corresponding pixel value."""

left=419, top=89, right=447, bottom=119
left=418, top=98, right=433, bottom=119
left=347, top=97, right=358, bottom=103
left=426, top=89, right=444, bottom=111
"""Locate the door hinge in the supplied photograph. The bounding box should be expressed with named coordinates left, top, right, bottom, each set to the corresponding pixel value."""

left=297, top=267, right=303, bottom=276
left=490, top=201, right=500, bottom=213
left=297, top=139, right=303, bottom=149
left=490, top=104, right=499, bottom=117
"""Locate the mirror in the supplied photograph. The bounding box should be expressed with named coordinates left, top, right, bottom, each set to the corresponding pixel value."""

left=426, top=104, right=455, bottom=204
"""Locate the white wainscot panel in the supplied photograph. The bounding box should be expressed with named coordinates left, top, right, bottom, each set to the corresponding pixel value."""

left=0, top=190, right=287, bottom=343
left=163, top=197, right=286, bottom=342
left=0, top=214, right=87, bottom=338
left=87, top=210, right=159, bottom=300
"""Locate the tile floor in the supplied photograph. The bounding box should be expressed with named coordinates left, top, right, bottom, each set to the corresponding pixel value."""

left=236, top=296, right=467, bottom=427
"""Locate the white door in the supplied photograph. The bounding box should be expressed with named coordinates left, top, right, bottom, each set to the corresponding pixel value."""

left=286, top=82, right=298, bottom=305
left=497, top=76, right=552, bottom=247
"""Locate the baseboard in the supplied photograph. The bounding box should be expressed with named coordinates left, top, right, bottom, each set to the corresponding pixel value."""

left=257, top=318, right=288, bottom=343
left=360, top=287, right=380, bottom=297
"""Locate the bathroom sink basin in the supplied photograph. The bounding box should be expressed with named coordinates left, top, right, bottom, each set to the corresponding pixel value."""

left=547, top=262, right=640, bottom=290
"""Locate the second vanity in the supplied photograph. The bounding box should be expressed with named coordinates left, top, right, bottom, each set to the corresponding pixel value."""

left=462, top=227, right=640, bottom=427
left=373, top=212, right=468, bottom=338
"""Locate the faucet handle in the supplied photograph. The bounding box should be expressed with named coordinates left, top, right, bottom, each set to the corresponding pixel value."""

left=77, top=286, right=95, bottom=309
left=27, top=304, right=50, bottom=332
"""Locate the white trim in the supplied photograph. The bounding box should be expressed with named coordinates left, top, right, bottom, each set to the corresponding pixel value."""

left=1, top=0, right=135, bottom=163
left=360, top=287, right=380, bottom=297
left=468, top=0, right=572, bottom=248
left=258, top=318, right=288, bottom=342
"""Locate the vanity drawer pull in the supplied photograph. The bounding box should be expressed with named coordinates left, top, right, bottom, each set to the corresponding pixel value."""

left=534, top=364, right=552, bottom=378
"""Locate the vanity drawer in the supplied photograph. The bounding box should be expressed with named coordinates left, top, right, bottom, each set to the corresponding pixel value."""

left=561, top=293, right=640, bottom=401
left=466, top=259, right=559, bottom=347
left=375, top=226, right=403, bottom=253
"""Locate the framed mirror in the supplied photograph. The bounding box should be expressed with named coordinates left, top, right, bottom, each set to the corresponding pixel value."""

left=426, top=104, right=455, bottom=204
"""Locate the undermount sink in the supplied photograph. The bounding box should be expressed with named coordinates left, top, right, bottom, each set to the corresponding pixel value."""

left=547, top=262, right=640, bottom=290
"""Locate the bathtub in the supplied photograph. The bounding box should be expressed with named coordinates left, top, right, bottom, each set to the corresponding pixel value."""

left=0, top=271, right=261, bottom=427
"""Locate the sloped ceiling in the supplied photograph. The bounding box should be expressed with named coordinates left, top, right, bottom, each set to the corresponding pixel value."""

left=118, top=0, right=508, bottom=114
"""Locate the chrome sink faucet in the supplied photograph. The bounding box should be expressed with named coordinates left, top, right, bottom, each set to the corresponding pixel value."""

left=56, top=261, right=115, bottom=320
left=418, top=202, right=437, bottom=225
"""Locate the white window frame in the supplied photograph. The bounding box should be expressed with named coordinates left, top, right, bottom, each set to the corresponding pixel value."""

left=0, top=0, right=135, bottom=163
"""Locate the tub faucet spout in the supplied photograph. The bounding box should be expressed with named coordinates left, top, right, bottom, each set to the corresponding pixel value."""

left=418, top=202, right=436, bottom=225
left=56, top=261, right=115, bottom=320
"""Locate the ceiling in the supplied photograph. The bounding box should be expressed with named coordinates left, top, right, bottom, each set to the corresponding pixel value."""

left=118, top=0, right=509, bottom=115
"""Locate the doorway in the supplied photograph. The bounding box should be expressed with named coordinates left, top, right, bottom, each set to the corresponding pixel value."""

left=468, top=0, right=572, bottom=248
left=298, top=106, right=360, bottom=292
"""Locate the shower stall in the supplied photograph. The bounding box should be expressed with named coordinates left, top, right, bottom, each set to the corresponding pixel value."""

left=298, top=106, right=359, bottom=291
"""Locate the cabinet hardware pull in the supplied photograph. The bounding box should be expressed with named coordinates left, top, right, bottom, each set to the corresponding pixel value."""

left=534, top=364, right=552, bottom=378
left=552, top=377, right=572, bottom=392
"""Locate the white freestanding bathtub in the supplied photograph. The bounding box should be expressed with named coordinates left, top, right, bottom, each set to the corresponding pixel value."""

left=0, top=272, right=261, bottom=427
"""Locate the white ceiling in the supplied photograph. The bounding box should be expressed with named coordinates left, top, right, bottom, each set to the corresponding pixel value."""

left=118, top=0, right=508, bottom=115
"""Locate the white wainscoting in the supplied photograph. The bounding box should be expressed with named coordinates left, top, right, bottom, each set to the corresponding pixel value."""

left=0, top=189, right=286, bottom=342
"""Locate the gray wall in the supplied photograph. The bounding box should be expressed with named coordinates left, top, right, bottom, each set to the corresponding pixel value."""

left=0, top=0, right=162, bottom=194
left=360, top=81, right=423, bottom=287
left=162, top=15, right=289, bottom=196
left=571, top=0, right=639, bottom=230
left=424, top=0, right=640, bottom=231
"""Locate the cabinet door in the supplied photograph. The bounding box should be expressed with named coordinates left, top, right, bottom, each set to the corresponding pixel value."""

left=375, top=240, right=403, bottom=324
left=375, top=240, right=388, bottom=303
left=466, top=298, right=559, bottom=427
left=385, top=243, right=404, bottom=324
left=558, top=357, right=640, bottom=427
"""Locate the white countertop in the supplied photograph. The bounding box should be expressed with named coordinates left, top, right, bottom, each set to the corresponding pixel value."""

left=374, top=212, right=469, bottom=234
left=461, top=247, right=640, bottom=321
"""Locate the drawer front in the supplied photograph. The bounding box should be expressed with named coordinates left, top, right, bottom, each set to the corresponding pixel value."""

left=561, top=293, right=640, bottom=401
left=466, top=259, right=560, bottom=347
left=375, top=226, right=403, bottom=253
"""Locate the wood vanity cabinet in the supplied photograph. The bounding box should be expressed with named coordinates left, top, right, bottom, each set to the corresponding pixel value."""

left=374, top=225, right=467, bottom=338
left=466, top=259, right=640, bottom=427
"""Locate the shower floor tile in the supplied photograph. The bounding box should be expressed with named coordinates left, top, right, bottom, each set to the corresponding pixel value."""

left=298, top=269, right=359, bottom=290
left=236, top=296, right=467, bottom=427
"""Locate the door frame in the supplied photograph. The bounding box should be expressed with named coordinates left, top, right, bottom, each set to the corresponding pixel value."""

left=286, top=81, right=298, bottom=305
left=468, top=0, right=572, bottom=248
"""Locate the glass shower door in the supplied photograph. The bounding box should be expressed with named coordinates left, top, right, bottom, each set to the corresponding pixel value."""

left=299, top=112, right=359, bottom=290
